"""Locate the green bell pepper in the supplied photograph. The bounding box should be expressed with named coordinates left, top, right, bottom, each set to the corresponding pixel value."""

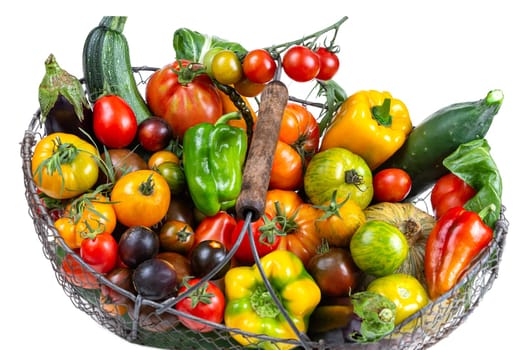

left=183, top=112, right=248, bottom=217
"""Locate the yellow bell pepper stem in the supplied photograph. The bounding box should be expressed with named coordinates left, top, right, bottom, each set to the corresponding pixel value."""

left=320, top=90, right=412, bottom=170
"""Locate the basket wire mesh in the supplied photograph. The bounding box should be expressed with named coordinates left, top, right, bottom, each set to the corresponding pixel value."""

left=21, top=68, right=509, bottom=350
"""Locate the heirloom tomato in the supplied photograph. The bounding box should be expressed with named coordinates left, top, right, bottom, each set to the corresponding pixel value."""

left=269, top=103, right=320, bottom=190
left=233, top=76, right=265, bottom=97
left=93, top=95, right=138, bottom=149
left=242, top=49, right=276, bottom=84
left=145, top=60, right=223, bottom=140
left=32, top=132, right=99, bottom=199
left=111, top=169, right=171, bottom=228
left=314, top=193, right=366, bottom=248
left=191, top=240, right=231, bottom=280
left=282, top=45, right=320, bottom=82
left=101, top=148, right=148, bottom=182
left=64, top=193, right=117, bottom=239
left=367, top=273, right=429, bottom=325
left=350, top=220, right=408, bottom=277
left=159, top=220, right=195, bottom=255
left=55, top=217, right=83, bottom=249
left=307, top=246, right=363, bottom=297
left=176, top=278, right=225, bottom=333
left=137, top=116, right=173, bottom=152
left=264, top=189, right=320, bottom=265
left=304, top=147, right=374, bottom=209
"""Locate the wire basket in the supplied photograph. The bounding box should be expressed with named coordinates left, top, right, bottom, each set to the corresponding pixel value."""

left=21, top=68, right=509, bottom=350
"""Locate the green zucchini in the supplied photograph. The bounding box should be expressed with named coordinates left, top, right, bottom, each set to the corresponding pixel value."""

left=82, top=16, right=151, bottom=124
left=378, top=89, right=503, bottom=199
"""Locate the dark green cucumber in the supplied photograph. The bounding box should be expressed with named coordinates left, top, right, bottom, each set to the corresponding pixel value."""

left=82, top=16, right=151, bottom=123
left=378, top=89, right=503, bottom=199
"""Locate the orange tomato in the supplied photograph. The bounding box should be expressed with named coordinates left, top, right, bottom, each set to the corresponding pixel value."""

left=269, top=103, right=320, bottom=191
left=218, top=89, right=257, bottom=131
left=264, top=189, right=321, bottom=265
left=111, top=170, right=171, bottom=227
left=148, top=150, right=180, bottom=169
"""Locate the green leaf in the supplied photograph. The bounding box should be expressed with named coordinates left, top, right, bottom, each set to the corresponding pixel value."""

left=442, top=138, right=503, bottom=228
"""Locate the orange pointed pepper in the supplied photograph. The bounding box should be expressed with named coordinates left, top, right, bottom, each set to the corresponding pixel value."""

left=425, top=206, right=494, bottom=300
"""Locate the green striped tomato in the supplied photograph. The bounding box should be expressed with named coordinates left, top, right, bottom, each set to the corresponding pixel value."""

left=350, top=220, right=408, bottom=277
left=304, top=147, right=374, bottom=209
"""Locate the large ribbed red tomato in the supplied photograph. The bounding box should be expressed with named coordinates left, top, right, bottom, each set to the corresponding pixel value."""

left=145, top=60, right=223, bottom=140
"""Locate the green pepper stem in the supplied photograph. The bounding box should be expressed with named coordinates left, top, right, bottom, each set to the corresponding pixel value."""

left=250, top=285, right=281, bottom=318
left=371, top=98, right=393, bottom=127
left=215, top=111, right=241, bottom=125
left=477, top=203, right=497, bottom=221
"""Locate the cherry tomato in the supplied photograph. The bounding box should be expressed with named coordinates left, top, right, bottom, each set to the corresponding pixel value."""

left=80, top=233, right=119, bottom=274
left=118, top=225, right=160, bottom=269
left=155, top=161, right=186, bottom=195
left=242, top=49, right=276, bottom=84
left=373, top=168, right=412, bottom=203
left=175, top=278, right=225, bottom=333
left=93, top=95, right=137, bottom=149
left=233, top=76, right=266, bottom=97
left=211, top=50, right=243, bottom=85
left=190, top=240, right=231, bottom=280
left=133, top=258, right=178, bottom=300
left=315, top=47, right=340, bottom=81
left=102, top=149, right=148, bottom=182
left=148, top=150, right=180, bottom=169
left=159, top=220, right=195, bottom=255
left=430, top=173, right=476, bottom=219
left=137, top=116, right=173, bottom=152
left=282, top=45, right=320, bottom=82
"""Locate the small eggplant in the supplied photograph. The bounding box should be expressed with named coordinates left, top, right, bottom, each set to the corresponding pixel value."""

left=38, top=54, right=94, bottom=141
left=342, top=291, right=396, bottom=343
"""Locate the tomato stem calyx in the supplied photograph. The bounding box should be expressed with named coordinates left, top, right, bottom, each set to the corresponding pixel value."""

left=139, top=173, right=156, bottom=196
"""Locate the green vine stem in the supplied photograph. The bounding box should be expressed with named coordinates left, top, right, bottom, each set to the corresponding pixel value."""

left=264, top=16, right=348, bottom=55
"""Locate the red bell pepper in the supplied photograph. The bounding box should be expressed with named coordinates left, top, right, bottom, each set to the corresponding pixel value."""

left=191, top=211, right=236, bottom=253
left=425, top=205, right=494, bottom=300
left=430, top=173, right=477, bottom=219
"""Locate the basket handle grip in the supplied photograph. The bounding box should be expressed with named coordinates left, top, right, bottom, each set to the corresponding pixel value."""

left=235, top=80, right=289, bottom=222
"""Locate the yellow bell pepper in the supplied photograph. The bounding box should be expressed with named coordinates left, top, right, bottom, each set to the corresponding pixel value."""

left=224, top=250, right=321, bottom=350
left=320, top=90, right=412, bottom=170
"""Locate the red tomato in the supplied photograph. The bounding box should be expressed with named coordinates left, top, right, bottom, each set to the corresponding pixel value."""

left=230, top=213, right=282, bottom=265
left=431, top=173, right=476, bottom=219
left=61, top=251, right=99, bottom=289
left=145, top=60, right=223, bottom=140
left=175, top=278, right=225, bottom=333
left=242, top=49, right=276, bottom=84
left=282, top=46, right=320, bottom=82
left=315, top=47, right=340, bottom=81
left=373, top=168, right=412, bottom=203
left=269, top=103, right=320, bottom=190
left=80, top=233, right=118, bottom=274
left=191, top=211, right=237, bottom=252
left=93, top=95, right=138, bottom=148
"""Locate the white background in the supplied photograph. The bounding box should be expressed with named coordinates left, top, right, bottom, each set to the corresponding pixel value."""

left=2, top=1, right=522, bottom=349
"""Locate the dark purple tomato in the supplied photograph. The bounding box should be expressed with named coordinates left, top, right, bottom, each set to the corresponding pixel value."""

left=307, top=247, right=363, bottom=297
left=137, top=116, right=174, bottom=152
left=190, top=240, right=231, bottom=280
left=118, top=226, right=160, bottom=268
left=133, top=258, right=178, bottom=300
